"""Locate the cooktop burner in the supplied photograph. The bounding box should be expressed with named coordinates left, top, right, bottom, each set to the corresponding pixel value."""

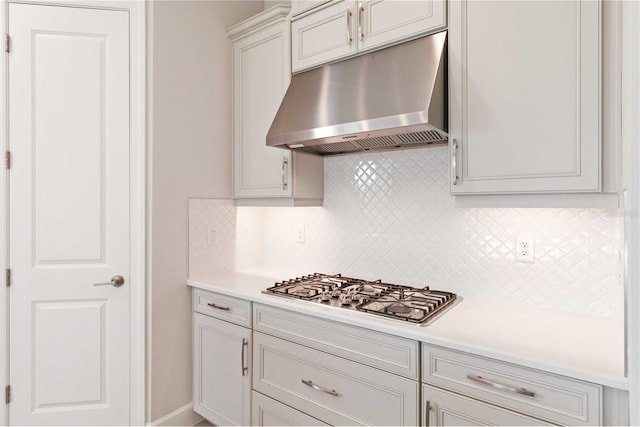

left=263, top=273, right=457, bottom=325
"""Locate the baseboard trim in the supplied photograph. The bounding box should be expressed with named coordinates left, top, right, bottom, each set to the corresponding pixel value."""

left=150, top=402, right=204, bottom=426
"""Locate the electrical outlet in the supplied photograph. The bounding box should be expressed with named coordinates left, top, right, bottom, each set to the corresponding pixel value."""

left=295, top=225, right=305, bottom=244
left=207, top=227, right=217, bottom=247
left=515, top=235, right=534, bottom=263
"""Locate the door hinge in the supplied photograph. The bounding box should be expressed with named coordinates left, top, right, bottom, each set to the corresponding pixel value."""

left=5, top=151, right=10, bottom=170
left=5, top=385, right=9, bottom=404
left=5, top=269, right=10, bottom=287
left=4, top=33, right=9, bottom=53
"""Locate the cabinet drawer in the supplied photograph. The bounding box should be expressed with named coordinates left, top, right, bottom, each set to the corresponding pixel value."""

left=252, top=391, right=328, bottom=426
left=422, top=344, right=603, bottom=426
left=253, top=332, right=419, bottom=426
left=254, top=303, right=418, bottom=379
left=193, top=289, right=251, bottom=327
left=423, top=384, right=552, bottom=426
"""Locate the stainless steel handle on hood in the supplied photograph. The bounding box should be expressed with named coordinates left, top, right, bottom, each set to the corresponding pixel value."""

left=282, top=157, right=289, bottom=191
left=346, top=9, right=353, bottom=44
left=451, top=139, right=458, bottom=186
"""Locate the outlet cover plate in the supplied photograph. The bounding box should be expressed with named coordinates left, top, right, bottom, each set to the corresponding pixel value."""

left=515, top=235, right=534, bottom=263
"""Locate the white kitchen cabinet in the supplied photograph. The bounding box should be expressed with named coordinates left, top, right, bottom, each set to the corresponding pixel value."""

left=253, top=303, right=419, bottom=379
left=422, top=344, right=603, bottom=426
left=292, top=0, right=446, bottom=73
left=448, top=0, right=603, bottom=195
left=194, top=288, right=252, bottom=327
left=253, top=331, right=419, bottom=426
left=229, top=6, right=324, bottom=206
left=252, top=391, right=328, bottom=426
left=423, top=385, right=552, bottom=426
left=193, top=291, right=252, bottom=426
left=291, top=0, right=331, bottom=17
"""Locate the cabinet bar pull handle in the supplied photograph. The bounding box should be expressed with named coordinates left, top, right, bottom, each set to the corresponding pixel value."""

left=207, top=302, right=230, bottom=311
left=282, top=157, right=289, bottom=191
left=451, top=139, right=458, bottom=186
left=346, top=9, right=353, bottom=44
left=425, top=400, right=431, bottom=427
left=358, top=2, right=364, bottom=41
left=301, top=379, right=339, bottom=397
left=466, top=374, right=535, bottom=397
left=241, top=338, right=248, bottom=376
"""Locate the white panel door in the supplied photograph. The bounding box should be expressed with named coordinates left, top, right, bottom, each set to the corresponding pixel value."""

left=8, top=4, right=130, bottom=425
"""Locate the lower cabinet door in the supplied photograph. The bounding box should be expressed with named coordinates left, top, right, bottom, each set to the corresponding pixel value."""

left=252, top=391, right=328, bottom=426
left=193, top=313, right=251, bottom=426
left=423, top=385, right=553, bottom=426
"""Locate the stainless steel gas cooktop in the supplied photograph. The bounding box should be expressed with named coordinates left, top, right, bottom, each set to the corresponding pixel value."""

left=263, top=273, right=457, bottom=325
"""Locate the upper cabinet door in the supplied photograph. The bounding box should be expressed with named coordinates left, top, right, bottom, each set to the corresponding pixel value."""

left=292, top=1, right=358, bottom=73
left=449, top=0, right=601, bottom=194
left=358, top=0, right=446, bottom=53
left=292, top=0, right=446, bottom=73
left=233, top=19, right=293, bottom=198
left=291, top=0, right=332, bottom=17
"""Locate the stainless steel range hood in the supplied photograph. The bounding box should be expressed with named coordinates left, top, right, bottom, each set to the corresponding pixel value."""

left=267, top=31, right=447, bottom=156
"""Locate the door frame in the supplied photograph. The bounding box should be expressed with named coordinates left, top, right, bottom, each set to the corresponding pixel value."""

left=0, top=0, right=146, bottom=425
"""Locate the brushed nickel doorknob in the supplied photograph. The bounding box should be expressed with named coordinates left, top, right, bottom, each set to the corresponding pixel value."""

left=93, top=275, right=125, bottom=287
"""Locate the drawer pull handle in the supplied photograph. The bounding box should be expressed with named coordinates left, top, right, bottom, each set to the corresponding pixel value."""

left=241, top=338, right=248, bottom=377
left=358, top=1, right=364, bottom=41
left=451, top=138, right=458, bottom=186
left=301, top=379, right=339, bottom=397
left=207, top=302, right=230, bottom=311
left=346, top=8, right=353, bottom=44
left=466, top=374, right=535, bottom=397
left=425, top=400, right=431, bottom=427
left=281, top=157, right=289, bottom=191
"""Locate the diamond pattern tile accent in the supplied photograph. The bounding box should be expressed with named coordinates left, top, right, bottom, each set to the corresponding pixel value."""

left=256, top=146, right=624, bottom=318
left=189, top=200, right=265, bottom=279
left=189, top=199, right=237, bottom=279
left=189, top=147, right=623, bottom=317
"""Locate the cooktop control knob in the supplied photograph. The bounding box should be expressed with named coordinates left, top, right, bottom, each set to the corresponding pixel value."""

left=340, top=295, right=352, bottom=305
left=320, top=291, right=331, bottom=302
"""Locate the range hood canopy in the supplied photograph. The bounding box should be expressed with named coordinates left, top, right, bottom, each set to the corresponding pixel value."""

left=267, top=31, right=448, bottom=156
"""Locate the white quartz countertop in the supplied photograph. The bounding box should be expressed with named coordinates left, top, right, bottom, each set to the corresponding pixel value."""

left=187, top=271, right=628, bottom=390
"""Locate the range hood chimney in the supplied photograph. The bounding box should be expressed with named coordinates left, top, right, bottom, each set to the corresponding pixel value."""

left=266, top=31, right=447, bottom=156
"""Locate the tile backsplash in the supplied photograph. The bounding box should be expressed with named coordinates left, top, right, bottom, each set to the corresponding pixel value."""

left=189, top=146, right=624, bottom=318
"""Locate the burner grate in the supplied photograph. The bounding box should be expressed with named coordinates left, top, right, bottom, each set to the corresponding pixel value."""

left=263, top=273, right=457, bottom=325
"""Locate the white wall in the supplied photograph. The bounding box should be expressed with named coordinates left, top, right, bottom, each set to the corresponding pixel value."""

left=148, top=0, right=263, bottom=422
